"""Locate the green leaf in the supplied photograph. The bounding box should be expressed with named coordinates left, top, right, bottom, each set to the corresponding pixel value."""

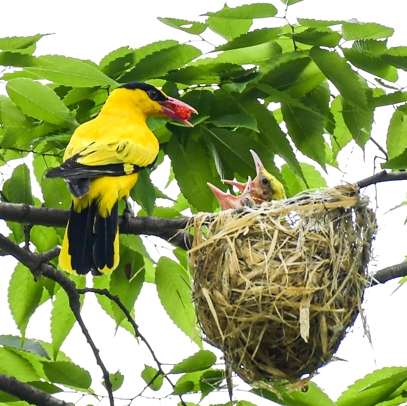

left=282, top=163, right=327, bottom=196
left=6, top=78, right=76, bottom=126
left=141, top=365, right=163, bottom=391
left=310, top=47, right=369, bottom=108
left=336, top=367, right=407, bottom=406
left=211, top=113, right=258, bottom=132
left=200, top=369, right=224, bottom=400
left=155, top=257, right=201, bottom=347
left=171, top=350, right=216, bottom=374
left=167, top=134, right=214, bottom=212
left=0, top=95, right=33, bottom=149
left=341, top=98, right=373, bottom=148
left=372, top=91, right=407, bottom=107
left=0, top=347, right=39, bottom=382
left=109, top=249, right=145, bottom=327
left=120, top=44, right=201, bottom=82
left=51, top=276, right=85, bottom=358
left=207, top=17, right=252, bottom=41
left=330, top=96, right=353, bottom=156
left=42, top=360, right=92, bottom=389
left=8, top=164, right=34, bottom=205
left=298, top=18, right=345, bottom=28
left=214, top=27, right=281, bottom=52
left=281, top=99, right=326, bottom=168
left=99, top=46, right=135, bottom=79
left=23, top=55, right=117, bottom=87
left=31, top=226, right=60, bottom=252
left=343, top=40, right=398, bottom=82
left=173, top=380, right=195, bottom=395
left=381, top=148, right=407, bottom=170
left=108, top=371, right=124, bottom=392
left=120, top=234, right=153, bottom=263
left=0, top=34, right=46, bottom=51
left=131, top=170, right=156, bottom=216
left=382, top=47, right=407, bottom=71
left=260, top=52, right=325, bottom=98
left=205, top=3, right=278, bottom=19
left=342, top=22, right=394, bottom=40
left=387, top=105, right=407, bottom=159
left=253, top=382, right=336, bottom=405
left=293, top=27, right=341, bottom=47
left=8, top=263, right=43, bottom=338
left=0, top=335, right=49, bottom=359
left=158, top=18, right=207, bottom=35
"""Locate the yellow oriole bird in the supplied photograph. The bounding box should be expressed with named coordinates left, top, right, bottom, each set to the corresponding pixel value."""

left=207, top=177, right=254, bottom=210
left=46, top=82, right=197, bottom=275
left=222, top=150, right=285, bottom=204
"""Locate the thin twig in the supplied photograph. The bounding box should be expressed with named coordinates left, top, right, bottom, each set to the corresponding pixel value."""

left=77, top=288, right=187, bottom=406
left=356, top=170, right=407, bottom=188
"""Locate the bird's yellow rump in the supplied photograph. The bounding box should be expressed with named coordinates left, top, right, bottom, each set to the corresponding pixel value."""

left=46, top=82, right=197, bottom=275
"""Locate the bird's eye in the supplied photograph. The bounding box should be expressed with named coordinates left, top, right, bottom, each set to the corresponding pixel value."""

left=147, top=89, right=159, bottom=100
left=261, top=176, right=270, bottom=186
left=243, top=197, right=251, bottom=206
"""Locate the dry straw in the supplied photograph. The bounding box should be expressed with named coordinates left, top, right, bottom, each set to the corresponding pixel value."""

left=189, top=184, right=376, bottom=388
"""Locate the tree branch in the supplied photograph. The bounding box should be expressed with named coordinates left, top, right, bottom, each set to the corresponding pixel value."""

left=0, top=234, right=115, bottom=406
left=0, top=202, right=192, bottom=250
left=356, top=170, right=407, bottom=188
left=371, top=262, right=407, bottom=284
left=0, top=372, right=68, bottom=406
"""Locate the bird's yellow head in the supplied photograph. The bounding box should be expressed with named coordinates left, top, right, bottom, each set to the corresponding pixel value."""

left=116, top=82, right=197, bottom=126
left=222, top=150, right=286, bottom=203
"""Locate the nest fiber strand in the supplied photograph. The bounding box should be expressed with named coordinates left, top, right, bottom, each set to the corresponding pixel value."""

left=190, top=184, right=376, bottom=387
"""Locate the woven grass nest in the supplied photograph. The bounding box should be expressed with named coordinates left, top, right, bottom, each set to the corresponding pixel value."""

left=189, top=184, right=377, bottom=388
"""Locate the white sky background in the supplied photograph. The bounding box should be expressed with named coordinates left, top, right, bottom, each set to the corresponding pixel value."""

left=1, top=0, right=407, bottom=405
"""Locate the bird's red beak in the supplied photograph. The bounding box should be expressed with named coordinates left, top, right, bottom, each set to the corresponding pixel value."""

left=160, top=97, right=198, bottom=127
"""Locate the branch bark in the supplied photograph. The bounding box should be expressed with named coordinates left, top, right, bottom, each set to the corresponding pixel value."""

left=0, top=202, right=192, bottom=250
left=0, top=372, right=68, bottom=406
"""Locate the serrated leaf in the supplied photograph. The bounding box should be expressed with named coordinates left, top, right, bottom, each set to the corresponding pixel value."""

left=7, top=78, right=76, bottom=126
left=171, top=350, right=216, bottom=374
left=207, top=17, right=252, bottom=41
left=282, top=163, right=327, bottom=196
left=214, top=27, right=281, bottom=52
left=381, top=148, right=407, bottom=170
left=99, top=46, right=135, bottom=79
left=260, top=52, right=325, bottom=98
left=343, top=40, right=398, bottom=82
left=341, top=98, right=373, bottom=148
left=120, top=234, right=153, bottom=263
left=31, top=226, right=60, bottom=252
left=0, top=34, right=46, bottom=51
left=336, top=367, right=407, bottom=406
left=173, top=380, right=195, bottom=395
left=120, top=44, right=201, bottom=82
left=155, top=257, right=201, bottom=347
left=342, top=22, right=394, bottom=40
left=108, top=371, right=124, bottom=392
left=310, top=47, right=369, bottom=108
left=141, top=365, right=163, bottom=391
left=0, top=347, right=39, bottom=382
left=382, top=47, right=407, bottom=71
left=0, top=335, right=49, bottom=359
left=211, top=113, right=258, bottom=132
left=131, top=170, right=156, bottom=216
left=42, top=360, right=91, bottom=389
left=51, top=276, right=85, bottom=358
left=386, top=105, right=407, bottom=159
left=205, top=3, right=278, bottom=19
left=252, top=382, right=336, bottom=405
left=281, top=100, right=326, bottom=168
left=330, top=96, right=352, bottom=156
left=8, top=164, right=34, bottom=205
left=298, top=18, right=345, bottom=28
left=8, top=263, right=43, bottom=338
left=200, top=369, right=224, bottom=400
left=293, top=27, right=341, bottom=47
left=23, top=55, right=117, bottom=87
left=109, top=249, right=145, bottom=327
left=167, top=134, right=214, bottom=212
left=372, top=91, right=407, bottom=107
left=158, top=18, right=207, bottom=35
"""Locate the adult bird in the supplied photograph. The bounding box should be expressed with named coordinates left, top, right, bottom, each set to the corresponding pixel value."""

left=46, top=82, right=197, bottom=275
left=222, top=150, right=285, bottom=204
left=207, top=177, right=254, bottom=210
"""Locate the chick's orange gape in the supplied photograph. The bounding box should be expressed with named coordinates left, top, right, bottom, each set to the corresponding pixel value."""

left=46, top=82, right=197, bottom=275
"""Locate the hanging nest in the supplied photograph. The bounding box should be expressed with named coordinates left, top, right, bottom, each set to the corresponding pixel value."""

left=189, top=184, right=376, bottom=388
